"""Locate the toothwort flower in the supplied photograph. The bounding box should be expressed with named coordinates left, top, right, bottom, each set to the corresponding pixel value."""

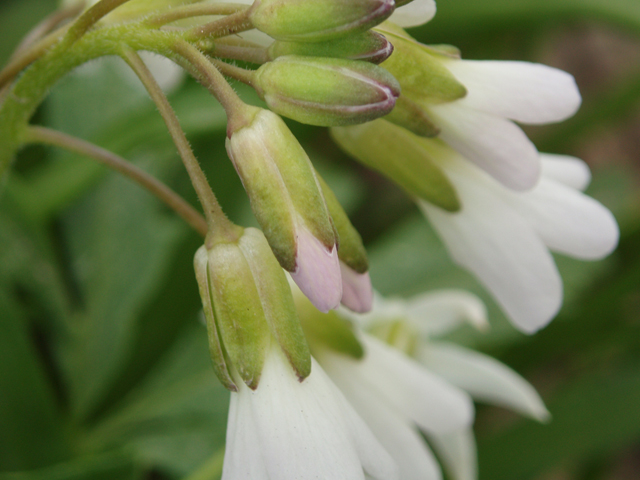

left=222, top=344, right=398, bottom=480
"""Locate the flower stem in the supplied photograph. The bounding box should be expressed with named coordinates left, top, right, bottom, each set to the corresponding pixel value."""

left=64, top=0, right=134, bottom=45
left=210, top=58, right=256, bottom=86
left=145, top=3, right=249, bottom=27
left=25, top=126, right=208, bottom=238
left=172, top=39, right=255, bottom=133
left=204, top=41, right=268, bottom=65
left=121, top=47, right=238, bottom=243
left=186, top=7, right=252, bottom=40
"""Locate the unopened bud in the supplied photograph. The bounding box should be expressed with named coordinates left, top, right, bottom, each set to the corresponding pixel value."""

left=267, top=31, right=393, bottom=64
left=385, top=94, right=440, bottom=138
left=331, top=119, right=461, bottom=212
left=248, top=0, right=395, bottom=42
left=194, top=227, right=312, bottom=390
left=253, top=55, right=400, bottom=126
left=226, top=107, right=342, bottom=311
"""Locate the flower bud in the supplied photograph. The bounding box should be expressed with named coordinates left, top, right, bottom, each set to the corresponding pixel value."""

left=316, top=173, right=373, bottom=313
left=331, top=119, right=461, bottom=212
left=226, top=107, right=342, bottom=312
left=384, top=94, right=440, bottom=138
left=377, top=23, right=467, bottom=105
left=267, top=31, right=393, bottom=64
left=248, top=0, right=395, bottom=42
left=253, top=55, right=400, bottom=126
left=194, top=227, right=312, bottom=390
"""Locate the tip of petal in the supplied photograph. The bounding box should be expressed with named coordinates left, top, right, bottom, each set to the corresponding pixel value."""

left=291, top=227, right=342, bottom=312
left=339, top=262, right=374, bottom=313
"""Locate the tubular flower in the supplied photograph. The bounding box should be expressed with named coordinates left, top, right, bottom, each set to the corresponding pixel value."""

left=222, top=343, right=399, bottom=480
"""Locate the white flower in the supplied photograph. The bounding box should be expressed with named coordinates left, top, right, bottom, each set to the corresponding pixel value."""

left=222, top=344, right=398, bottom=480
left=328, top=290, right=551, bottom=480
left=316, top=334, right=474, bottom=480
left=418, top=142, right=619, bottom=333
left=389, top=0, right=437, bottom=28
left=427, top=59, right=582, bottom=190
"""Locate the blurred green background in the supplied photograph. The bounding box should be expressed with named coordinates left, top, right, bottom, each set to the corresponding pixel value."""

left=1, top=0, right=639, bottom=479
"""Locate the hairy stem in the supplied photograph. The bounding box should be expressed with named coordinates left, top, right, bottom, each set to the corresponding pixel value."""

left=64, top=0, right=134, bottom=45
left=187, top=7, right=252, bottom=39
left=25, top=126, right=208, bottom=237
left=146, top=3, right=249, bottom=27
left=121, top=47, right=238, bottom=242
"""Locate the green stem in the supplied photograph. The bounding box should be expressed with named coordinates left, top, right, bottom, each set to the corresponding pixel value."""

left=64, top=0, right=134, bottom=45
left=24, top=126, right=208, bottom=238
left=172, top=39, right=255, bottom=133
left=210, top=58, right=256, bottom=86
left=187, top=7, right=252, bottom=40
left=208, top=44, right=268, bottom=65
left=121, top=47, right=238, bottom=242
left=145, top=3, right=249, bottom=27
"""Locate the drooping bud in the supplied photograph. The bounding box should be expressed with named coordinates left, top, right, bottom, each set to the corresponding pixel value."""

left=267, top=31, right=393, bottom=64
left=226, top=106, right=342, bottom=312
left=315, top=173, right=373, bottom=313
left=331, top=119, right=461, bottom=212
left=253, top=55, right=400, bottom=126
left=248, top=0, right=395, bottom=42
left=194, top=227, right=312, bottom=390
left=376, top=23, right=467, bottom=105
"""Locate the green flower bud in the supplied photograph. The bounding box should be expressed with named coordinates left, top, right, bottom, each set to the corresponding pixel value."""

left=331, top=119, right=461, bottom=212
left=226, top=107, right=343, bottom=313
left=376, top=23, right=467, bottom=105
left=194, top=227, right=312, bottom=390
left=267, top=31, right=393, bottom=64
left=384, top=94, right=441, bottom=138
left=248, top=0, right=395, bottom=42
left=253, top=55, right=400, bottom=126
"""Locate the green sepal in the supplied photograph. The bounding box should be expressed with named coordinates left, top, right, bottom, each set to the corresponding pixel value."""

left=385, top=94, right=440, bottom=138
left=240, top=228, right=312, bottom=381
left=293, top=288, right=364, bottom=359
left=248, top=0, right=394, bottom=43
left=331, top=119, right=461, bottom=212
left=315, top=173, right=369, bottom=274
left=226, top=108, right=336, bottom=271
left=193, top=246, right=237, bottom=392
left=267, top=31, right=393, bottom=64
left=376, top=23, right=467, bottom=105
left=253, top=55, right=400, bottom=127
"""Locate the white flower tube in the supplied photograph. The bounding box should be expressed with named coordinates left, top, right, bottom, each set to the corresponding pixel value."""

left=222, top=345, right=398, bottom=480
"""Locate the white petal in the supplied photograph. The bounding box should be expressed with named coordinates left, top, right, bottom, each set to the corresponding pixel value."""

left=428, top=103, right=541, bottom=191
left=405, top=290, right=488, bottom=337
left=509, top=177, right=620, bottom=260
left=340, top=261, right=374, bottom=313
left=540, top=154, right=592, bottom=191
left=427, top=429, right=477, bottom=480
left=443, top=60, right=581, bottom=124
left=328, top=362, right=442, bottom=480
left=419, top=342, right=550, bottom=421
left=291, top=225, right=342, bottom=312
left=418, top=158, right=562, bottom=333
left=389, top=0, right=437, bottom=28
left=349, top=335, right=475, bottom=433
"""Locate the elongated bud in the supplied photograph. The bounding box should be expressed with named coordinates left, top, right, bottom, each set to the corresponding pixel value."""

left=253, top=55, right=400, bottom=127
left=316, top=173, right=373, bottom=313
left=267, top=31, right=393, bottom=64
left=248, top=0, right=395, bottom=42
left=376, top=23, right=467, bottom=105
left=331, top=119, right=461, bottom=212
left=226, top=107, right=342, bottom=312
left=194, top=227, right=312, bottom=390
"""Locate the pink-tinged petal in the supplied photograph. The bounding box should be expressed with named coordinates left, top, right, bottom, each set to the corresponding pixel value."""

left=418, top=156, right=562, bottom=333
left=443, top=60, right=581, bottom=124
left=340, top=261, right=374, bottom=313
left=540, top=154, right=592, bottom=191
left=508, top=177, right=620, bottom=260
left=419, top=342, right=550, bottom=422
left=291, top=226, right=342, bottom=312
left=389, top=0, right=437, bottom=28
left=428, top=103, right=541, bottom=191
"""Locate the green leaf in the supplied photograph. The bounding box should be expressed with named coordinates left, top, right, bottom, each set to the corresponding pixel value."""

left=0, top=451, right=143, bottom=480
left=478, top=365, right=640, bottom=480
left=0, top=290, right=69, bottom=471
